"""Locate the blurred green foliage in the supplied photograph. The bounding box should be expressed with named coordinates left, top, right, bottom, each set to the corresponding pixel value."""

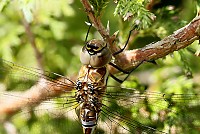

left=89, top=0, right=109, bottom=16
left=0, top=0, right=200, bottom=134
left=114, top=0, right=156, bottom=29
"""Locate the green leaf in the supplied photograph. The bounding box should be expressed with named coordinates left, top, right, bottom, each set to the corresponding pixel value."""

left=0, top=0, right=10, bottom=12
left=195, top=45, right=200, bottom=56
left=89, top=0, right=109, bottom=16
left=197, top=0, right=200, bottom=14
left=19, top=0, right=35, bottom=23
left=22, top=6, right=33, bottom=23
left=178, top=50, right=193, bottom=78
left=114, top=0, right=155, bottom=29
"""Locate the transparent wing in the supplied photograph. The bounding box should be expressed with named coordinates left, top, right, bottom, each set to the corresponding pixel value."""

left=0, top=59, right=82, bottom=134
left=0, top=59, right=79, bottom=115
left=1, top=59, right=200, bottom=134
left=104, top=86, right=200, bottom=108
left=0, top=59, right=76, bottom=91
left=98, top=86, right=200, bottom=134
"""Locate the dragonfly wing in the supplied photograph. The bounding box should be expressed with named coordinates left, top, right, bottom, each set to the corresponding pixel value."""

left=104, top=86, right=200, bottom=110
left=100, top=104, right=166, bottom=134
left=0, top=59, right=77, bottom=114
left=0, top=59, right=76, bottom=91
left=99, top=86, right=200, bottom=133
left=0, top=59, right=83, bottom=133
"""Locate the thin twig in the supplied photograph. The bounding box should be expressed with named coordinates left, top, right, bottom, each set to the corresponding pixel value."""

left=22, top=18, right=43, bottom=70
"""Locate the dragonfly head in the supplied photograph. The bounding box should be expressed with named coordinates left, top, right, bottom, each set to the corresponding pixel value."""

left=80, top=39, right=112, bottom=68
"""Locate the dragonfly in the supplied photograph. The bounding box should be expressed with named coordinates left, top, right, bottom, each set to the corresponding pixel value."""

left=0, top=39, right=200, bottom=134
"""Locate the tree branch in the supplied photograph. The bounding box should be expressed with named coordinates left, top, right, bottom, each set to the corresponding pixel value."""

left=109, top=15, right=200, bottom=73
left=81, top=0, right=200, bottom=73
left=22, top=18, right=43, bottom=70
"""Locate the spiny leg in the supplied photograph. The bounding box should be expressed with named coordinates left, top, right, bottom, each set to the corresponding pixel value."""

left=113, top=25, right=137, bottom=56
left=120, top=61, right=144, bottom=82
left=109, top=73, right=123, bottom=83
left=109, top=61, right=144, bottom=84
left=85, top=16, right=92, bottom=42
left=109, top=62, right=129, bottom=74
left=109, top=25, right=139, bottom=76
left=109, top=60, right=157, bottom=83
left=109, top=26, right=142, bottom=83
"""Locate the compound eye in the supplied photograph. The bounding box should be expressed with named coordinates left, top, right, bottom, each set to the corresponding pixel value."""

left=86, top=43, right=101, bottom=52
left=80, top=39, right=112, bottom=67
left=85, top=39, right=106, bottom=55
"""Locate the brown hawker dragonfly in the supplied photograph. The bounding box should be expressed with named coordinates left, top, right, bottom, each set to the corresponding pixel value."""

left=0, top=39, right=200, bottom=134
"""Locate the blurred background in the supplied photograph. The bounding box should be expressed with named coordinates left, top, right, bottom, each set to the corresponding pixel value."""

left=0, top=0, right=200, bottom=134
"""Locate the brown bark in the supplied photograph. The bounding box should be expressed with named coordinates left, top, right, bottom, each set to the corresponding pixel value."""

left=110, top=16, right=200, bottom=73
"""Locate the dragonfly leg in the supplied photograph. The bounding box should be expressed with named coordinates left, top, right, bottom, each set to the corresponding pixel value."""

left=109, top=73, right=123, bottom=83
left=147, top=60, right=157, bottom=65
left=112, top=26, right=137, bottom=56
left=109, top=61, right=144, bottom=83
left=85, top=16, right=92, bottom=42
left=109, top=62, right=129, bottom=74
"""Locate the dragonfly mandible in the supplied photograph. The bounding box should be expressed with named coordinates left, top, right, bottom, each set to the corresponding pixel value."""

left=0, top=39, right=200, bottom=134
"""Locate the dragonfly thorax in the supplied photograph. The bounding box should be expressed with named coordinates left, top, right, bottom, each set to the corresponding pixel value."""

left=76, top=65, right=108, bottom=104
left=76, top=81, right=96, bottom=102
left=80, top=39, right=112, bottom=68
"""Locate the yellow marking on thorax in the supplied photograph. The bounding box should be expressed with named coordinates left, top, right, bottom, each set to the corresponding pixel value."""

left=78, top=65, right=109, bottom=87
